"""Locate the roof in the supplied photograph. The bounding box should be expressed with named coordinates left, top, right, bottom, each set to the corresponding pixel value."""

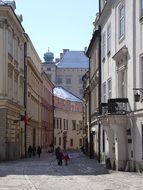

left=54, top=86, right=82, bottom=102
left=57, top=51, right=89, bottom=68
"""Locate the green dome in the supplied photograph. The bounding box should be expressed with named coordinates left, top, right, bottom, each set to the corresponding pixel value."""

left=44, top=51, right=54, bottom=62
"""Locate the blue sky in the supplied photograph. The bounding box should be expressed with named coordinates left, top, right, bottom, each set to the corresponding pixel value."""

left=15, top=0, right=98, bottom=61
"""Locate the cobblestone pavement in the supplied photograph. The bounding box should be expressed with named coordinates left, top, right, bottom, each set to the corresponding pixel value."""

left=0, top=151, right=143, bottom=190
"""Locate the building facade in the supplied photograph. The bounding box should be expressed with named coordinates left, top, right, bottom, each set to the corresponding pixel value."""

left=84, top=0, right=143, bottom=171
left=0, top=1, right=26, bottom=160
left=54, top=87, right=84, bottom=150
left=25, top=35, right=42, bottom=152
left=41, top=72, right=54, bottom=153
left=42, top=49, right=89, bottom=99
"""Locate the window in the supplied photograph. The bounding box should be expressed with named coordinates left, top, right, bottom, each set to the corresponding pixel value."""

left=70, top=139, right=73, bottom=147
left=118, top=69, right=126, bottom=98
left=119, top=4, right=125, bottom=39
left=140, top=57, right=143, bottom=88
left=103, top=82, right=106, bottom=102
left=66, top=78, right=71, bottom=84
left=142, top=125, right=143, bottom=159
left=47, top=68, right=51, bottom=71
left=59, top=137, right=61, bottom=146
left=108, top=78, right=112, bottom=99
left=102, top=130, right=105, bottom=152
left=107, top=24, right=111, bottom=54
left=57, top=77, right=62, bottom=84
left=102, top=32, right=106, bottom=60
left=72, top=120, right=76, bottom=130
left=66, top=120, right=68, bottom=130
left=79, top=138, right=82, bottom=147
left=141, top=0, right=143, bottom=17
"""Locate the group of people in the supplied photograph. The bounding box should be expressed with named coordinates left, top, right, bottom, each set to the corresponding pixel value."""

left=55, top=147, right=70, bottom=166
left=28, top=145, right=42, bottom=158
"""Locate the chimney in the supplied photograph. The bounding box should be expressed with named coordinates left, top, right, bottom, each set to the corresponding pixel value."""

left=60, top=53, right=63, bottom=59
left=63, top=49, right=69, bottom=54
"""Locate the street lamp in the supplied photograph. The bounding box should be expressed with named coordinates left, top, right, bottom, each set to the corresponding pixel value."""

left=133, top=88, right=143, bottom=102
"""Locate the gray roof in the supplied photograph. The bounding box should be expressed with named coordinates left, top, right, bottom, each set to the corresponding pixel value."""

left=57, top=51, right=89, bottom=68
left=54, top=86, right=82, bottom=102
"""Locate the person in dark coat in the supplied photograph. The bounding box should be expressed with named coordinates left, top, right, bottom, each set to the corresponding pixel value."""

left=55, top=147, right=61, bottom=159
left=28, top=145, right=33, bottom=158
left=57, top=149, right=64, bottom=166
left=33, top=146, right=36, bottom=157
left=37, top=146, right=42, bottom=158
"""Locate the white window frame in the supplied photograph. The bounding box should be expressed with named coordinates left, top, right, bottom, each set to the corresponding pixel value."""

left=107, top=24, right=111, bottom=55
left=108, top=78, right=112, bottom=99
left=102, top=82, right=106, bottom=102
left=140, top=56, right=143, bottom=88
left=118, top=68, right=127, bottom=98
left=102, top=32, right=106, bottom=60
left=119, top=3, right=125, bottom=40
left=141, top=0, right=143, bottom=18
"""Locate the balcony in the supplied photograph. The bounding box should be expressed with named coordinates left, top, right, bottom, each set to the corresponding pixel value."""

left=100, top=98, right=128, bottom=115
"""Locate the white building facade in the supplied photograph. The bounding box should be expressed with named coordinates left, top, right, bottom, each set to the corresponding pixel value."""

left=88, top=0, right=143, bottom=171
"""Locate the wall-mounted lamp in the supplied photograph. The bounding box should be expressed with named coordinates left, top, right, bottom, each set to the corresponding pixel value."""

left=133, top=88, right=143, bottom=102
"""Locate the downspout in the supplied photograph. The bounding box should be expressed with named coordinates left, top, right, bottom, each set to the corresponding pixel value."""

left=24, top=42, right=27, bottom=157
left=98, top=25, right=102, bottom=163
left=88, top=57, right=93, bottom=158
left=52, top=88, right=55, bottom=151
left=132, top=0, right=136, bottom=170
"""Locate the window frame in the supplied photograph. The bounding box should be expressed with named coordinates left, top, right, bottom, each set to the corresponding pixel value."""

left=118, top=3, right=125, bottom=40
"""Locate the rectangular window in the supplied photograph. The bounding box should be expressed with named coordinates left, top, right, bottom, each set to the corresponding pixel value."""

left=66, top=78, right=71, bottom=84
left=79, top=138, right=82, bottom=147
left=141, top=0, right=143, bottom=17
left=102, top=32, right=106, bottom=60
left=57, top=78, right=62, bottom=84
left=142, top=125, right=143, bottom=159
left=118, top=70, right=126, bottom=98
left=102, top=130, right=105, bottom=152
left=107, top=24, right=111, bottom=54
left=119, top=4, right=125, bottom=39
left=108, top=78, right=112, bottom=99
left=66, top=120, right=68, bottom=130
left=103, top=82, right=106, bottom=102
left=72, top=120, right=76, bottom=130
left=70, top=139, right=73, bottom=147
left=140, top=57, right=143, bottom=88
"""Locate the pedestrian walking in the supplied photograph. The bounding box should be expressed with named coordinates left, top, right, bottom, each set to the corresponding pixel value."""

left=55, top=146, right=61, bottom=160
left=63, top=151, right=70, bottom=165
left=28, top=145, right=33, bottom=158
left=57, top=149, right=64, bottom=166
left=37, top=146, right=42, bottom=158
left=33, top=146, right=36, bottom=157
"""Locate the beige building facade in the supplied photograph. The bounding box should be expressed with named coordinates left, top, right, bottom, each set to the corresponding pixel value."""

left=25, top=36, right=42, bottom=152
left=54, top=87, right=84, bottom=150
left=0, top=1, right=26, bottom=160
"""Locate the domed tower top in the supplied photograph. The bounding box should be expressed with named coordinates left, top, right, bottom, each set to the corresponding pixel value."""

left=43, top=48, right=54, bottom=63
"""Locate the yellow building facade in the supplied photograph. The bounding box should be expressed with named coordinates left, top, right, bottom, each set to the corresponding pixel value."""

left=25, top=36, right=42, bottom=152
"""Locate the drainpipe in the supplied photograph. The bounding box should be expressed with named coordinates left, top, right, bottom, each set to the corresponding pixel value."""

left=98, top=25, right=102, bottom=163
left=89, top=57, right=93, bottom=159
left=24, top=42, right=27, bottom=157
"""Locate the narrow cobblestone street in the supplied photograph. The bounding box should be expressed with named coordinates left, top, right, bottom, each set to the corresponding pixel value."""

left=0, top=151, right=143, bottom=190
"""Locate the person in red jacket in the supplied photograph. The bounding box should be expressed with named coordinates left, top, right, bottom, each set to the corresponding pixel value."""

left=63, top=151, right=70, bottom=165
